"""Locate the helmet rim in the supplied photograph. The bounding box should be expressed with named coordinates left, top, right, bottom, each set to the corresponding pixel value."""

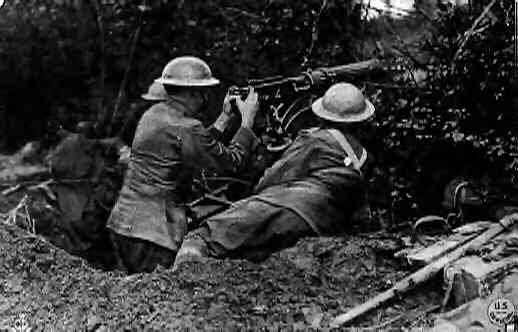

left=154, top=77, right=220, bottom=87
left=311, top=83, right=375, bottom=123
left=158, top=56, right=220, bottom=87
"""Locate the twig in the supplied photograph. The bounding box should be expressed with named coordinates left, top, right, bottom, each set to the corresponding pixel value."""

left=360, top=0, right=371, bottom=54
left=363, top=304, right=440, bottom=330
left=364, top=3, right=416, bottom=18
left=109, top=2, right=146, bottom=136
left=450, top=0, right=498, bottom=71
left=301, top=0, right=328, bottom=69
left=223, top=7, right=262, bottom=19
left=1, top=177, right=95, bottom=201
left=0, top=178, right=93, bottom=188
left=91, top=0, right=107, bottom=134
left=391, top=45, right=426, bottom=71
left=363, top=81, right=406, bottom=89
left=363, top=312, right=405, bottom=330
left=1, top=184, right=22, bottom=196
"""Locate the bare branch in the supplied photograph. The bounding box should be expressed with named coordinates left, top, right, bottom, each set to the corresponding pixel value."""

left=223, top=6, right=262, bottom=20
left=90, top=0, right=106, bottom=134
left=450, top=0, right=498, bottom=71
left=300, top=0, right=328, bottom=69
left=109, top=4, right=146, bottom=136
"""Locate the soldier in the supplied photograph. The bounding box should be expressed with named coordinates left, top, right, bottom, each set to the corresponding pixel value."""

left=175, top=82, right=375, bottom=266
left=117, top=81, right=169, bottom=146
left=107, top=56, right=259, bottom=273
left=141, top=80, right=169, bottom=102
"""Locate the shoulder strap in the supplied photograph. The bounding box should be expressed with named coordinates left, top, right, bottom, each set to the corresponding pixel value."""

left=326, top=129, right=367, bottom=171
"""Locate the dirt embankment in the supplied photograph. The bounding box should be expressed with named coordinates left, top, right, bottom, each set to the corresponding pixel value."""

left=0, top=221, right=440, bottom=331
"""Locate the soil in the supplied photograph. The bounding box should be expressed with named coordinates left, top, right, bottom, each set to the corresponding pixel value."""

left=0, top=154, right=442, bottom=331
left=0, top=220, right=442, bottom=331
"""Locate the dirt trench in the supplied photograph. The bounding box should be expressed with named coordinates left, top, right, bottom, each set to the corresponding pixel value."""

left=0, top=217, right=441, bottom=330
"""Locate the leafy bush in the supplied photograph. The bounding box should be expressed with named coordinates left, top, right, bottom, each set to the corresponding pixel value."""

left=368, top=0, right=517, bottom=223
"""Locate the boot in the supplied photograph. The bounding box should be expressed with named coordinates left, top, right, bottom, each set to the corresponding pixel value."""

left=172, top=236, right=208, bottom=271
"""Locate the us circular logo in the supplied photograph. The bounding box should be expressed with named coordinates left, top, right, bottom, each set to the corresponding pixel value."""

left=487, top=298, right=516, bottom=326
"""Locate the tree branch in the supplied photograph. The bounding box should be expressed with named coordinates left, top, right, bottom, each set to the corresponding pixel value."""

left=91, top=0, right=106, bottom=135
left=450, top=0, right=497, bottom=71
left=108, top=4, right=146, bottom=136
left=300, top=0, right=328, bottom=69
left=222, top=6, right=262, bottom=20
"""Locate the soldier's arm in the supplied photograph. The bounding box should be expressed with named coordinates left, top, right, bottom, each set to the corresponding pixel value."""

left=185, top=124, right=258, bottom=174
left=184, top=87, right=260, bottom=173
left=207, top=93, right=241, bottom=143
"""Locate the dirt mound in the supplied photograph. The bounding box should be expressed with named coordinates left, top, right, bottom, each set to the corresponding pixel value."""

left=0, top=222, right=440, bottom=330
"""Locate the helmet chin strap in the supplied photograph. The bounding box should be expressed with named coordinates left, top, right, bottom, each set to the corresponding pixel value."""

left=193, top=90, right=210, bottom=124
left=199, top=90, right=209, bottom=109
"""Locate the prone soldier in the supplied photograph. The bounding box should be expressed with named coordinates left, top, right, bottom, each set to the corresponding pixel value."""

left=175, top=82, right=375, bottom=266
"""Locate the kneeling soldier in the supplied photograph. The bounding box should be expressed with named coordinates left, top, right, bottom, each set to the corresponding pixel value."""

left=107, top=56, right=259, bottom=273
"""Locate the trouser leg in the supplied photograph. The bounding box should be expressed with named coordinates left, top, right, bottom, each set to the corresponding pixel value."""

left=175, top=197, right=313, bottom=265
left=109, top=231, right=176, bottom=274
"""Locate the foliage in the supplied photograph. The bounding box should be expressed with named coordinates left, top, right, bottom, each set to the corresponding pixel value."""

left=1, top=0, right=516, bottom=224
left=0, top=0, right=364, bottom=147
left=368, top=0, right=517, bottom=223
left=0, top=0, right=100, bottom=148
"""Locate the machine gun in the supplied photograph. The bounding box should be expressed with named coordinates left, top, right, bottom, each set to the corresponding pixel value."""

left=228, top=59, right=382, bottom=150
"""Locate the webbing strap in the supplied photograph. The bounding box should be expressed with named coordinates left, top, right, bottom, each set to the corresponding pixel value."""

left=326, top=129, right=366, bottom=171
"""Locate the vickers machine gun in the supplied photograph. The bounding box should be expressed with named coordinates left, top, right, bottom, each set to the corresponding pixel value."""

left=228, top=59, right=381, bottom=151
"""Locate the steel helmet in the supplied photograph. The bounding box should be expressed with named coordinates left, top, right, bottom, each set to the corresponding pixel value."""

left=155, top=56, right=220, bottom=87
left=312, top=83, right=375, bottom=123
left=141, top=81, right=168, bottom=101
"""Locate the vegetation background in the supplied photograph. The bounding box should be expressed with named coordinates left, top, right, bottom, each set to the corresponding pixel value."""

left=0, top=0, right=516, bottom=225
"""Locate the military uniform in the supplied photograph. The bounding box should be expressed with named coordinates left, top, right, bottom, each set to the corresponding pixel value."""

left=175, top=82, right=375, bottom=266
left=181, top=127, right=371, bottom=261
left=107, top=97, right=257, bottom=272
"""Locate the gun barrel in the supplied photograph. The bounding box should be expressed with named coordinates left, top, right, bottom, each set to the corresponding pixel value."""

left=320, top=59, right=381, bottom=75
left=310, top=59, right=382, bottom=85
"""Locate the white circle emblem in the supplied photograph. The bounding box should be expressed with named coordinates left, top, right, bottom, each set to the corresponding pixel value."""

left=487, top=298, right=516, bottom=326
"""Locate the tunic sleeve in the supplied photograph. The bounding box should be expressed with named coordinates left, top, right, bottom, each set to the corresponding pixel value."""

left=183, top=124, right=258, bottom=174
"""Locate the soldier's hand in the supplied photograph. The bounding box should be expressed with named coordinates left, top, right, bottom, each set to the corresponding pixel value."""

left=222, top=92, right=234, bottom=116
left=236, top=87, right=259, bottom=128
left=213, top=92, right=237, bottom=132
